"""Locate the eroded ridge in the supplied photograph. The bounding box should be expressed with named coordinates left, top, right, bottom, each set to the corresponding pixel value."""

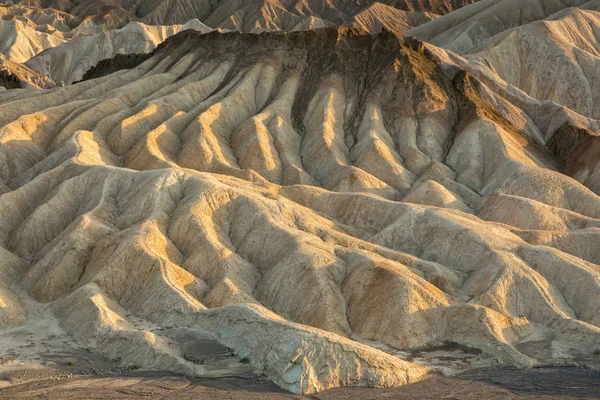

left=1, top=29, right=600, bottom=394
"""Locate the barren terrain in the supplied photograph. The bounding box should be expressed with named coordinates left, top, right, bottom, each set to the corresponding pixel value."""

left=2, top=367, right=600, bottom=399
left=1, top=0, right=600, bottom=397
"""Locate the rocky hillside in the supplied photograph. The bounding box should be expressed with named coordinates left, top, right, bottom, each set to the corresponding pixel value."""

left=409, top=0, right=600, bottom=53
left=25, top=19, right=212, bottom=85
left=0, top=0, right=479, bottom=88
left=0, top=4, right=213, bottom=87
left=1, top=28, right=600, bottom=394
left=0, top=52, right=53, bottom=89
left=342, top=2, right=438, bottom=33
left=13, top=0, right=478, bottom=28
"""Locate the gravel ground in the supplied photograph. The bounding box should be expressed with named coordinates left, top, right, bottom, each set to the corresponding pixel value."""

left=0, top=367, right=599, bottom=399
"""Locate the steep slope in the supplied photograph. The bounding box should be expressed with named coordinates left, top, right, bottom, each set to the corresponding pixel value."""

left=464, top=8, right=600, bottom=120
left=406, top=0, right=600, bottom=193
left=408, top=0, right=600, bottom=52
left=10, top=0, right=478, bottom=31
left=379, top=0, right=478, bottom=14
left=0, top=17, right=67, bottom=63
left=0, top=53, right=54, bottom=88
left=342, top=3, right=438, bottom=32
left=0, top=3, right=77, bottom=31
left=0, top=4, right=214, bottom=86
left=198, top=0, right=335, bottom=32
left=0, top=4, right=94, bottom=63
left=137, top=0, right=478, bottom=29
left=14, top=0, right=133, bottom=29
left=25, top=19, right=213, bottom=85
left=0, top=1, right=482, bottom=89
left=1, top=29, right=600, bottom=394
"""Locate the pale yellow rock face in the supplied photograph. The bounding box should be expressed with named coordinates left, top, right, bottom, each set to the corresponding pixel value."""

left=342, top=3, right=438, bottom=33
left=411, top=2, right=600, bottom=121
left=25, top=19, right=214, bottom=85
left=1, top=27, right=600, bottom=394
left=0, top=4, right=214, bottom=88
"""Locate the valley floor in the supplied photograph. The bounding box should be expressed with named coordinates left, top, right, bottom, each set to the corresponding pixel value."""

left=0, top=367, right=599, bottom=399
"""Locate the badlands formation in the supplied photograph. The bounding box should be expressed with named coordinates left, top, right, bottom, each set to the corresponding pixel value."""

left=0, top=0, right=478, bottom=89
left=12, top=0, right=477, bottom=28
left=0, top=4, right=213, bottom=87
left=1, top=0, right=600, bottom=396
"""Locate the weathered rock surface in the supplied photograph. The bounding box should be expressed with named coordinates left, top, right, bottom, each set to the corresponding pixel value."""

left=1, top=28, right=600, bottom=393
left=0, top=1, right=481, bottom=89
left=25, top=19, right=212, bottom=84
left=0, top=53, right=53, bottom=89
left=0, top=17, right=66, bottom=63
left=8, top=0, right=478, bottom=33
left=410, top=1, right=600, bottom=119
left=0, top=4, right=209, bottom=87
left=409, top=0, right=597, bottom=53
left=0, top=3, right=90, bottom=64
left=342, top=3, right=438, bottom=33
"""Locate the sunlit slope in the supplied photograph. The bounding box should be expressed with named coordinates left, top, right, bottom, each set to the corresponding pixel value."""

left=12, top=0, right=478, bottom=30
left=1, top=29, right=600, bottom=394
left=25, top=19, right=212, bottom=85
